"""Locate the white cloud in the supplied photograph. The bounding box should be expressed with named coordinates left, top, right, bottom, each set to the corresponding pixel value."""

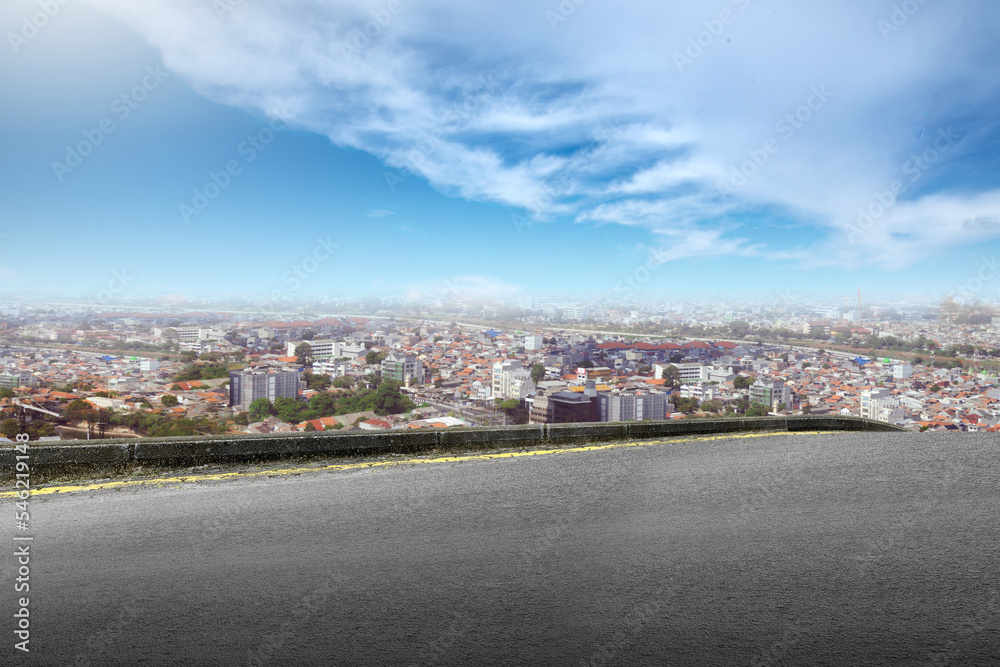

left=367, top=209, right=394, bottom=218
left=80, top=0, right=1000, bottom=269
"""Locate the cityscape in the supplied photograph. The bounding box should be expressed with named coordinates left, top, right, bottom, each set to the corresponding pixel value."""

left=1, top=292, right=997, bottom=440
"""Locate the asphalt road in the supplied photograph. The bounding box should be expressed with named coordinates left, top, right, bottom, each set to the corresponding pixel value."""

left=4, top=431, right=1000, bottom=665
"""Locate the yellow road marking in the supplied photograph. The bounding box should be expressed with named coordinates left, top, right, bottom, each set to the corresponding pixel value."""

left=1, top=431, right=842, bottom=498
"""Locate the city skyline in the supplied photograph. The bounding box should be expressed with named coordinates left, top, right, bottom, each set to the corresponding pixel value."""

left=2, top=0, right=1000, bottom=304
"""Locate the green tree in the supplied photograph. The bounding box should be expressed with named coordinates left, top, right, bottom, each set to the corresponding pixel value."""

left=249, top=397, right=275, bottom=422
left=746, top=403, right=770, bottom=417
left=274, top=396, right=303, bottom=423
left=699, top=399, right=724, bottom=413
left=530, top=363, right=546, bottom=383
left=1, top=418, right=20, bottom=439
left=234, top=411, right=249, bottom=426
left=304, top=422, right=317, bottom=432
left=161, top=394, right=179, bottom=408
left=0, top=388, right=14, bottom=399
left=660, top=364, right=680, bottom=388
left=728, top=320, right=750, bottom=338
left=733, top=375, right=753, bottom=390
left=929, top=384, right=942, bottom=393
left=674, top=396, right=699, bottom=414
left=295, top=342, right=313, bottom=365
left=332, top=376, right=355, bottom=389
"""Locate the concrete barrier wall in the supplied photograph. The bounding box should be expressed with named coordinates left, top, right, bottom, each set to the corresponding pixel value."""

left=0, top=416, right=905, bottom=473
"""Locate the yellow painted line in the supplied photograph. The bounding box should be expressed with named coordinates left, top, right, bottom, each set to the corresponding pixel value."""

left=1, top=431, right=843, bottom=499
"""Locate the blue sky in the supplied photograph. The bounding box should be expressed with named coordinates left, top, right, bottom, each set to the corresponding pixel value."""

left=2, top=0, right=1000, bottom=306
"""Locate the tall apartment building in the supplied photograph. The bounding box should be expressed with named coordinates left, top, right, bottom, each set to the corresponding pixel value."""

left=750, top=379, right=791, bottom=410
left=493, top=360, right=534, bottom=400
left=228, top=368, right=302, bottom=410
left=597, top=391, right=670, bottom=422
left=381, top=354, right=423, bottom=385
left=524, top=334, right=544, bottom=350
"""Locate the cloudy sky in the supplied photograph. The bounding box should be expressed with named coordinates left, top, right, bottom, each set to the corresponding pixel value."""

left=2, top=0, right=999, bottom=304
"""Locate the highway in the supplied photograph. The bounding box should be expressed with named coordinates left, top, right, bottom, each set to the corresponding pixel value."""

left=4, top=431, right=1000, bottom=665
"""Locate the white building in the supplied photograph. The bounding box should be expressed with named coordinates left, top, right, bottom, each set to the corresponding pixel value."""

left=470, top=380, right=492, bottom=400
left=680, top=383, right=716, bottom=401
left=313, top=359, right=352, bottom=378
left=892, top=363, right=912, bottom=379
left=654, top=363, right=709, bottom=382
left=492, top=360, right=535, bottom=400
left=861, top=388, right=903, bottom=423
left=286, top=340, right=366, bottom=360
left=139, top=359, right=159, bottom=372
left=524, top=335, right=544, bottom=350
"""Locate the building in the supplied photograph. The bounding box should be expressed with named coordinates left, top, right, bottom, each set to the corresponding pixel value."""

left=381, top=354, right=423, bottom=385
left=529, top=389, right=598, bottom=424
left=679, top=383, right=716, bottom=402
left=892, top=363, right=912, bottom=380
left=577, top=366, right=613, bottom=382
left=750, top=379, right=792, bottom=410
left=139, top=359, right=159, bottom=372
left=285, top=339, right=368, bottom=361
left=562, top=306, right=586, bottom=320
left=654, top=363, right=709, bottom=382
left=524, top=334, right=544, bottom=350
left=228, top=368, right=302, bottom=409
left=597, top=391, right=670, bottom=422
left=313, top=359, right=352, bottom=379
left=861, top=387, right=902, bottom=422
left=493, top=360, right=534, bottom=400
left=0, top=371, right=37, bottom=389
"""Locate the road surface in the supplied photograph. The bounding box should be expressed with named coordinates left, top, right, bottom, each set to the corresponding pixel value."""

left=4, top=431, right=1000, bottom=665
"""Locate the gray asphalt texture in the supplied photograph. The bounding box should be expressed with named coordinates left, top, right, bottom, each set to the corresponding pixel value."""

left=4, top=431, right=1000, bottom=666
